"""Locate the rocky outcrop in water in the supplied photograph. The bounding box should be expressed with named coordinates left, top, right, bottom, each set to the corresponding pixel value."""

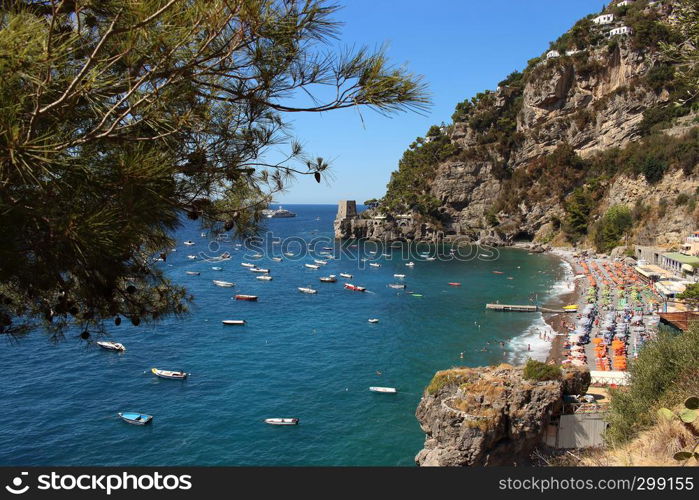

left=415, top=364, right=590, bottom=466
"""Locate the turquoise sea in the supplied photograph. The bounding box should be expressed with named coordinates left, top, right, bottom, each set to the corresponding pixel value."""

left=0, top=204, right=569, bottom=466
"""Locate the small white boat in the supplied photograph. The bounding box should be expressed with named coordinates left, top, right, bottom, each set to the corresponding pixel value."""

left=284, top=252, right=295, bottom=257
left=213, top=280, right=235, bottom=288
left=320, top=275, right=337, bottom=283
left=271, top=257, right=283, bottom=262
left=264, top=418, right=299, bottom=426
left=211, top=266, right=223, bottom=271
left=339, top=273, right=353, bottom=278
left=393, top=274, right=405, bottom=278
left=222, top=319, right=246, bottom=325
left=118, top=412, right=152, bottom=425
left=369, top=263, right=381, bottom=268
left=314, top=259, right=328, bottom=265
left=187, top=255, right=197, bottom=260
left=251, top=253, right=263, bottom=258
left=185, top=271, right=200, bottom=276
left=257, top=275, right=273, bottom=281
left=183, top=241, right=195, bottom=246
left=369, top=386, right=397, bottom=393
left=382, top=253, right=390, bottom=257
left=200, top=232, right=207, bottom=237
left=304, top=264, right=320, bottom=270
left=388, top=283, right=406, bottom=289
left=425, top=257, right=436, bottom=261
left=151, top=368, right=188, bottom=380
left=298, top=287, right=317, bottom=294
left=250, top=267, right=270, bottom=273
left=368, top=318, right=379, bottom=323
left=97, top=341, right=125, bottom=352
left=241, top=262, right=255, bottom=267
left=405, top=262, right=415, bottom=267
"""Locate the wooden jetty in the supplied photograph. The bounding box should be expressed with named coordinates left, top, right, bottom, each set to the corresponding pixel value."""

left=485, top=303, right=568, bottom=313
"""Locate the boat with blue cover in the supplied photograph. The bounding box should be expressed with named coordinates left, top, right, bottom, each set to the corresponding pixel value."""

left=118, top=412, right=153, bottom=425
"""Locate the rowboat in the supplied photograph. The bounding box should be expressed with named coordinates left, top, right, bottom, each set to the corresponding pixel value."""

left=183, top=241, right=195, bottom=246
left=388, top=283, right=406, bottom=289
left=250, top=268, right=270, bottom=273
left=185, top=271, right=200, bottom=276
left=241, top=262, right=255, bottom=267
left=118, top=412, right=153, bottom=425
left=368, top=318, right=379, bottom=323
left=304, top=264, right=320, bottom=270
left=344, top=283, right=366, bottom=292
left=257, top=275, right=273, bottom=281
left=314, top=259, right=327, bottom=265
left=298, top=287, right=317, bottom=294
left=186, top=255, right=197, bottom=260
left=339, top=273, right=353, bottom=278
left=563, top=305, right=579, bottom=311
left=369, top=263, right=381, bottom=268
left=393, top=274, right=405, bottom=278
left=405, top=262, right=415, bottom=267
left=211, top=267, right=223, bottom=271
left=448, top=282, right=461, bottom=286
left=97, top=341, right=125, bottom=352
left=369, top=386, right=397, bottom=393
left=235, top=295, right=258, bottom=301
left=151, top=368, right=188, bottom=380
left=222, top=319, right=246, bottom=325
left=264, top=418, right=299, bottom=426
left=320, top=276, right=337, bottom=283
left=213, top=280, right=235, bottom=288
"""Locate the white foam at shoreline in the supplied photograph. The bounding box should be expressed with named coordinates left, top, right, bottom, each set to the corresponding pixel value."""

left=506, top=314, right=553, bottom=364
left=545, top=259, right=575, bottom=300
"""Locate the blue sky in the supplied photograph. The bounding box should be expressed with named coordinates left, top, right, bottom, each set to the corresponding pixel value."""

left=274, top=0, right=603, bottom=204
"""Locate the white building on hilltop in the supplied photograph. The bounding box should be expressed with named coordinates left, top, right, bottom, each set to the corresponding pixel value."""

left=617, top=0, right=633, bottom=7
left=593, top=14, right=614, bottom=24
left=546, top=50, right=560, bottom=59
left=609, top=26, right=633, bottom=36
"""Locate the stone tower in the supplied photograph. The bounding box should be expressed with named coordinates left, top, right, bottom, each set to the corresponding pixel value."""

left=336, top=200, right=357, bottom=220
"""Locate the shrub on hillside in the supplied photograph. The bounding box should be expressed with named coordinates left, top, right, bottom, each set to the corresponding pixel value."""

left=523, top=359, right=561, bottom=381
left=594, top=205, right=633, bottom=253
left=606, top=325, right=699, bottom=444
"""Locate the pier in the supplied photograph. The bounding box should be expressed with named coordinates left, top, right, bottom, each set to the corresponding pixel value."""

left=485, top=303, right=569, bottom=313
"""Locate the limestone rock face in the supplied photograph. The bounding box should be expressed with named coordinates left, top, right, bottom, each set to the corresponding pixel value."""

left=414, top=365, right=590, bottom=466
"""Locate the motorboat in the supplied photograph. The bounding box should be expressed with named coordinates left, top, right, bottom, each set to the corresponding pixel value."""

left=388, top=283, right=406, bottom=289
left=211, top=267, right=223, bottom=271
left=320, top=276, right=337, bottom=283
left=250, top=253, right=263, bottom=258
left=185, top=271, right=200, bottom=276
left=235, top=295, right=258, bottom=301
left=382, top=253, right=390, bottom=257
left=213, top=280, right=235, bottom=288
left=405, top=262, right=415, bottom=267
left=183, top=241, right=195, bottom=246
left=284, top=252, right=295, bottom=257
left=262, top=206, right=296, bottom=218
left=344, top=283, right=366, bottom=292
left=241, top=262, right=255, bottom=267
left=322, top=247, right=333, bottom=251
left=250, top=268, right=270, bottom=273
left=151, top=368, right=188, bottom=380
left=448, top=282, right=461, bottom=286
left=314, top=259, right=328, bottom=265
left=271, top=257, right=283, bottom=262
left=339, top=273, right=353, bottom=278
left=97, top=341, right=125, bottom=352
left=222, top=319, right=246, bottom=325
left=187, top=255, right=197, bottom=260
left=304, top=264, right=320, bottom=270
left=368, top=318, right=379, bottom=323
left=393, top=274, right=405, bottom=279
left=118, top=412, right=153, bottom=425
left=208, top=252, right=231, bottom=262
left=257, top=275, right=273, bottom=281
left=492, top=271, right=504, bottom=274
left=298, top=287, right=317, bottom=294
left=425, top=257, right=436, bottom=261
left=369, top=263, right=381, bottom=268
left=369, top=386, right=397, bottom=393
left=264, top=418, right=299, bottom=425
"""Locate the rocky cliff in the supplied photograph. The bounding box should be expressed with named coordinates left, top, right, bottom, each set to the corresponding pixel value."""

left=415, top=364, right=590, bottom=466
left=351, top=0, right=699, bottom=251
